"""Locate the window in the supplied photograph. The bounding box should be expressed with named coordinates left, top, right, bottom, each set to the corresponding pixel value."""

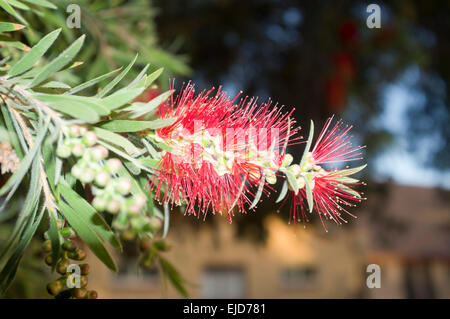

left=202, top=267, right=245, bottom=298
left=281, top=266, right=317, bottom=289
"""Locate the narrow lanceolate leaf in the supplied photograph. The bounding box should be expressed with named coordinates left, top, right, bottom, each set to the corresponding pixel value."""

left=333, top=164, right=367, bottom=177
left=102, top=87, right=145, bottom=111
left=30, top=34, right=85, bottom=87
left=250, top=177, right=265, bottom=210
left=0, top=22, right=25, bottom=32
left=97, top=54, right=137, bottom=98
left=93, top=127, right=139, bottom=156
left=59, top=181, right=122, bottom=251
left=34, top=93, right=109, bottom=116
left=0, top=0, right=18, bottom=17
left=304, top=175, right=314, bottom=213
left=145, top=67, right=164, bottom=88
left=59, top=201, right=118, bottom=272
left=163, top=203, right=169, bottom=238
left=276, top=180, right=289, bottom=203
left=285, top=171, right=299, bottom=195
left=300, top=120, right=314, bottom=166
left=65, top=68, right=121, bottom=95
left=22, top=0, right=57, bottom=9
left=8, top=29, right=61, bottom=77
left=98, top=118, right=176, bottom=132
left=125, top=90, right=173, bottom=119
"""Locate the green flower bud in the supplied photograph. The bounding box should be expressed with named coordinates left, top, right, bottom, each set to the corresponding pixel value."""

left=80, top=275, right=88, bottom=288
left=127, top=203, right=142, bottom=216
left=282, top=153, right=294, bottom=167
left=80, top=169, right=95, bottom=184
left=121, top=230, right=136, bottom=241
left=69, top=125, right=81, bottom=137
left=106, top=199, right=121, bottom=214
left=44, top=255, right=53, bottom=266
left=112, top=212, right=128, bottom=230
left=79, top=126, right=88, bottom=135
left=116, top=178, right=131, bottom=195
left=106, top=158, right=122, bottom=174
left=68, top=248, right=86, bottom=261
left=133, top=194, right=147, bottom=207
left=71, top=165, right=83, bottom=179
left=288, top=164, right=302, bottom=177
left=92, top=196, right=107, bottom=211
left=60, top=227, right=76, bottom=238
left=56, top=144, right=71, bottom=158
left=91, top=146, right=108, bottom=161
left=71, top=143, right=85, bottom=157
left=266, top=172, right=277, bottom=185
left=56, top=259, right=70, bottom=275
left=94, top=171, right=110, bottom=187
left=82, top=131, right=97, bottom=146
left=147, top=217, right=163, bottom=232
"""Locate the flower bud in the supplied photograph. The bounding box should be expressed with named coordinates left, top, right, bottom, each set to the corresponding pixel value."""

left=94, top=171, right=110, bottom=187
left=133, top=194, right=147, bottom=207
left=56, top=144, right=71, bottom=158
left=87, top=290, right=98, bottom=299
left=62, top=240, right=77, bottom=252
left=106, top=199, right=121, bottom=214
left=79, top=263, right=90, bottom=275
left=80, top=168, right=95, bottom=184
left=71, top=165, right=83, bottom=179
left=106, top=158, right=122, bottom=174
left=69, top=125, right=81, bottom=137
left=91, top=146, right=109, bottom=161
left=147, top=217, right=163, bottom=232
left=127, top=203, right=142, bottom=216
left=44, top=255, right=53, bottom=266
left=60, top=227, right=76, bottom=238
left=139, top=238, right=152, bottom=252
left=288, top=164, right=302, bottom=177
left=71, top=143, right=85, bottom=157
left=116, top=178, right=131, bottom=195
left=79, top=126, right=88, bottom=135
left=56, top=259, right=70, bottom=275
left=72, top=288, right=87, bottom=299
left=121, top=230, right=136, bottom=241
left=42, top=240, right=52, bottom=253
left=282, top=153, right=294, bottom=167
left=68, top=248, right=86, bottom=261
left=82, top=131, right=97, bottom=146
left=112, top=212, right=128, bottom=230
left=92, top=196, right=107, bottom=211
left=47, top=280, right=63, bottom=296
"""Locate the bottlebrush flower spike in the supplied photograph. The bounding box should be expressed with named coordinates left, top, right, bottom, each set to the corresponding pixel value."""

left=279, top=116, right=366, bottom=231
left=146, top=83, right=299, bottom=222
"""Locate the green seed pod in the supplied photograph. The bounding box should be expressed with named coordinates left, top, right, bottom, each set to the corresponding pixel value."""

left=154, top=240, right=170, bottom=252
left=44, top=255, right=53, bottom=266
left=72, top=288, right=87, bottom=299
left=42, top=240, right=52, bottom=253
left=121, top=230, right=136, bottom=242
left=56, top=144, right=71, bottom=158
left=47, top=280, right=63, bottom=296
left=60, top=227, right=76, bottom=238
left=56, top=259, right=70, bottom=275
left=79, top=263, right=90, bottom=275
left=87, top=290, right=98, bottom=299
left=68, top=248, right=86, bottom=261
left=62, top=240, right=77, bottom=252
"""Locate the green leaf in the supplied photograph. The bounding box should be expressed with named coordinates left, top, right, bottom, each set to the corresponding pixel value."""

left=0, top=0, right=18, bottom=17
left=159, top=257, right=188, bottom=298
left=285, top=171, right=299, bottom=195
left=276, top=180, right=289, bottom=203
left=163, top=203, right=169, bottom=238
left=304, top=175, right=314, bottom=213
left=66, top=68, right=121, bottom=95
left=102, top=87, right=145, bottom=111
left=300, top=120, right=314, bottom=167
left=93, top=127, right=139, bottom=155
left=334, top=164, right=367, bottom=177
left=58, top=181, right=122, bottom=251
left=125, top=90, right=172, bottom=119
left=97, top=54, right=137, bottom=98
left=30, top=34, right=85, bottom=87
left=59, top=201, right=118, bottom=272
left=98, top=118, right=175, bottom=132
left=145, top=67, right=163, bottom=88
left=22, top=0, right=57, bottom=9
left=0, top=22, right=25, bottom=32
left=33, top=94, right=100, bottom=122
left=8, top=29, right=61, bottom=77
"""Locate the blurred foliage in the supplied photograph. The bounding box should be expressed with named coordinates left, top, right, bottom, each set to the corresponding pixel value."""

left=0, top=0, right=191, bottom=88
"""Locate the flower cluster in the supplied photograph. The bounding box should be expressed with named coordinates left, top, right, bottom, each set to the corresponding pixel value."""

left=280, top=116, right=366, bottom=230
left=148, top=84, right=299, bottom=222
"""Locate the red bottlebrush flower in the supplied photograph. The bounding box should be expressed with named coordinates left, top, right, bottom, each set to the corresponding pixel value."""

left=147, top=83, right=299, bottom=222
left=281, top=116, right=366, bottom=230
